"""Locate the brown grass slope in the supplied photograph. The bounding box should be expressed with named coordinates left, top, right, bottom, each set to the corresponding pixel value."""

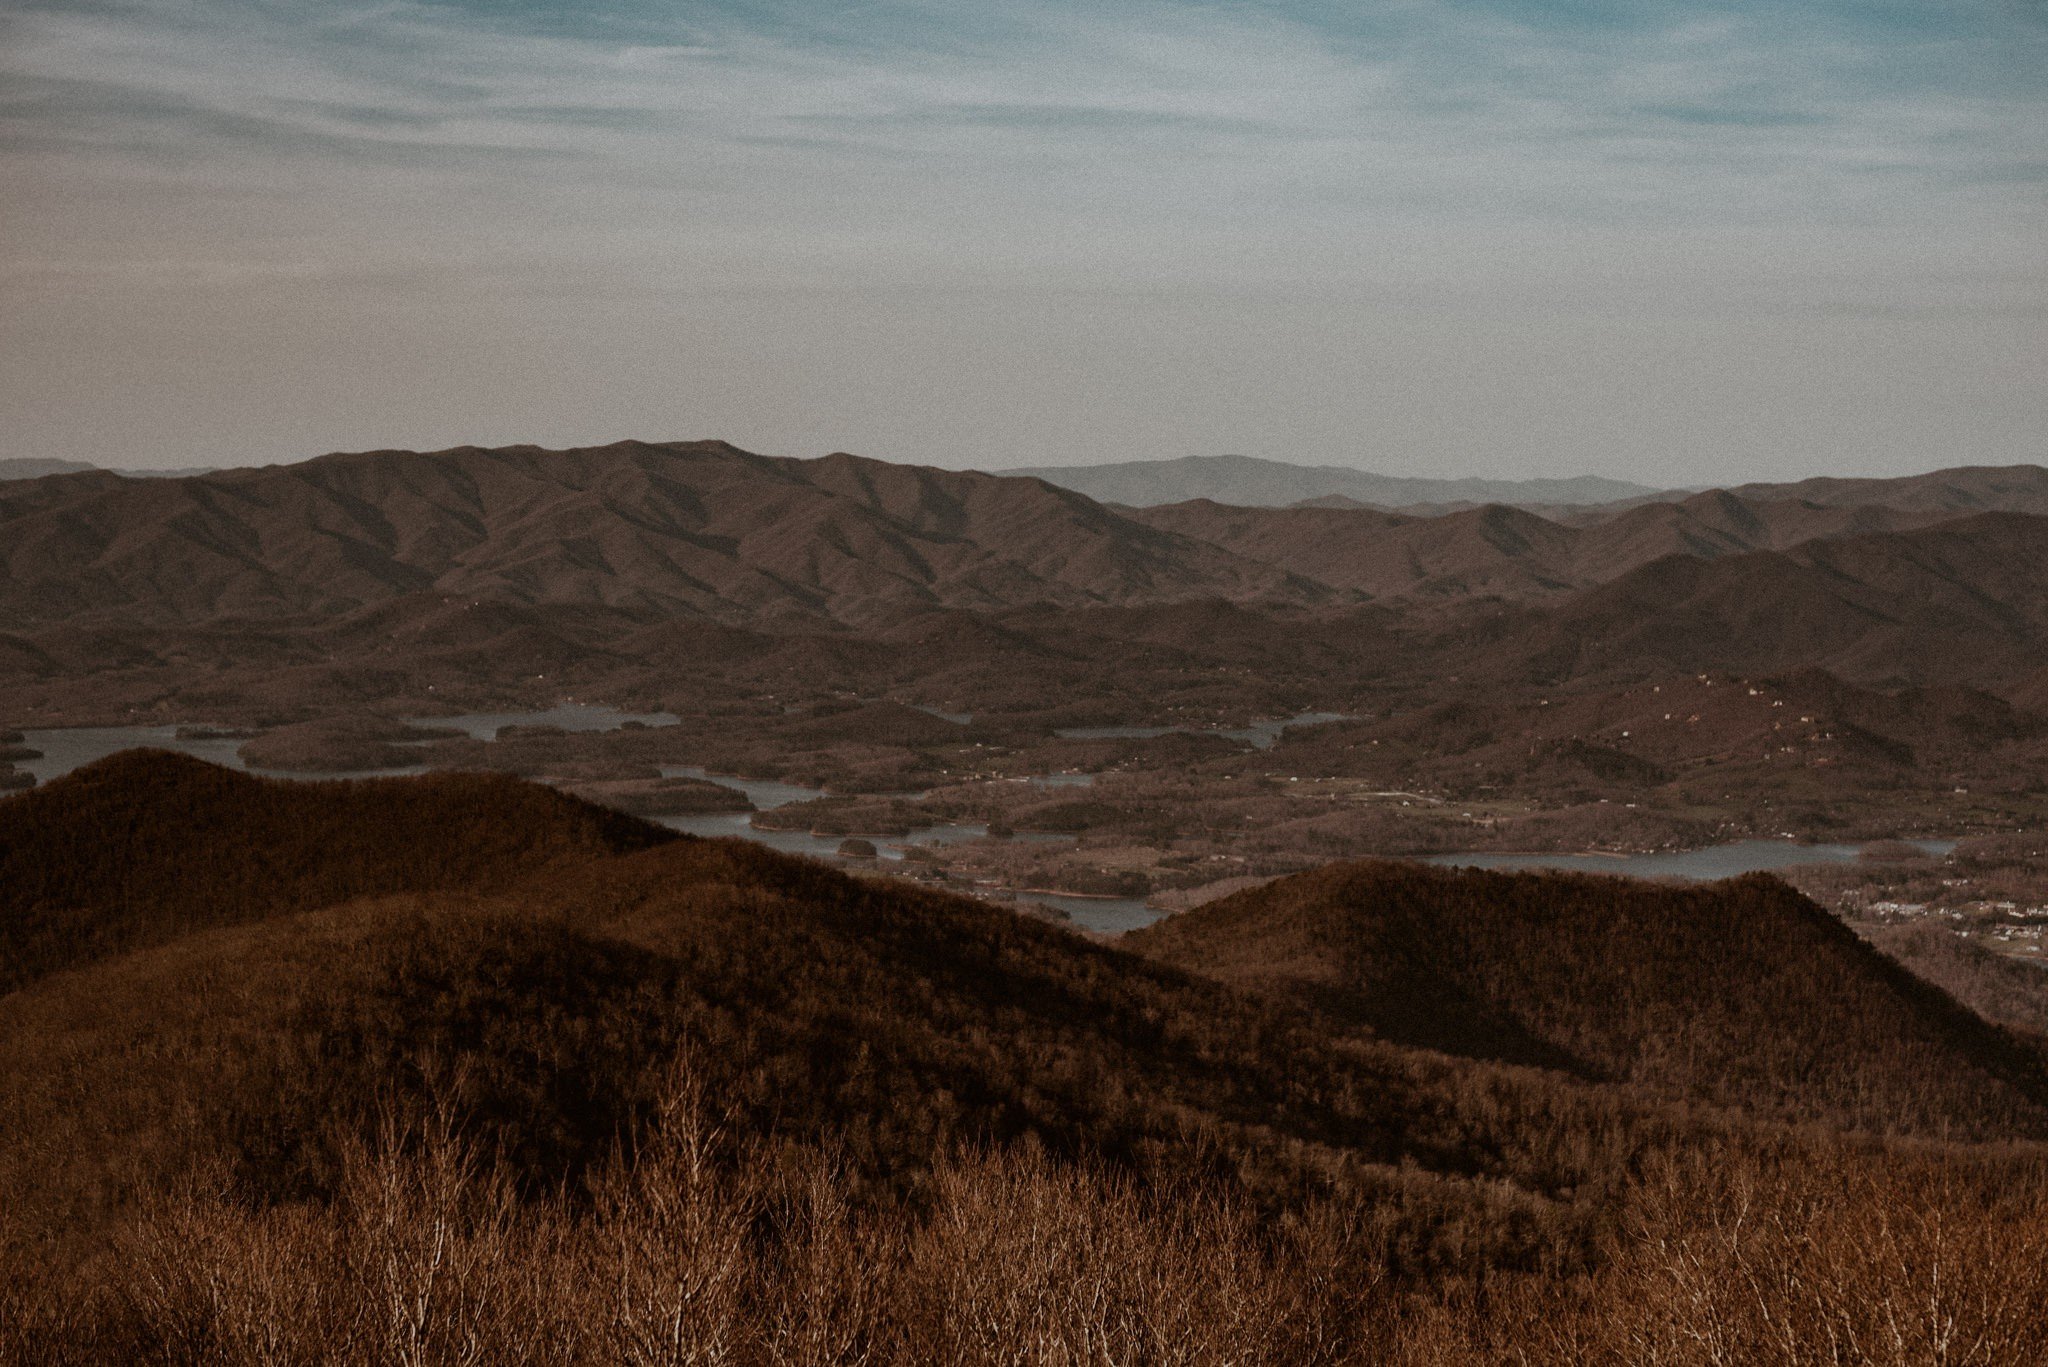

left=0, top=441, right=1308, bottom=629
left=1128, top=860, right=2048, bottom=1139
left=0, top=750, right=674, bottom=994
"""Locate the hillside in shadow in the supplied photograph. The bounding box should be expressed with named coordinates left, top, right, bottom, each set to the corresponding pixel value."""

left=0, top=750, right=673, bottom=993
left=1128, top=859, right=2048, bottom=1137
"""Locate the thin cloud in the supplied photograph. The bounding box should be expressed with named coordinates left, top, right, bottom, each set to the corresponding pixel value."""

left=0, top=0, right=2041, bottom=474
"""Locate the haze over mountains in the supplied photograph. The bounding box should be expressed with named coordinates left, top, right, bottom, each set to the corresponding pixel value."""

left=0, top=459, right=96, bottom=481
left=1006, top=453, right=1664, bottom=510
left=0, top=457, right=211, bottom=481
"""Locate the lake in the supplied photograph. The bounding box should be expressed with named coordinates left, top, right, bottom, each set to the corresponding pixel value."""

left=1004, top=891, right=1158, bottom=933
left=656, top=764, right=1070, bottom=857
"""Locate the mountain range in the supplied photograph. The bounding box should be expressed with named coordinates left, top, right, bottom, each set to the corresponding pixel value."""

left=7, top=443, right=2048, bottom=701
left=4, top=442, right=2045, bottom=632
left=0, top=442, right=1318, bottom=629
left=1004, top=452, right=1663, bottom=509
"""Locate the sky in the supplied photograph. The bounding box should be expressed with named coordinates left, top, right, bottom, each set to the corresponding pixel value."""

left=2, top=1, right=2043, bottom=482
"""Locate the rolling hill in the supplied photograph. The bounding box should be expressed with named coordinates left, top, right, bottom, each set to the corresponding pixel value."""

left=0, top=749, right=673, bottom=993
left=1127, top=859, right=2048, bottom=1138
left=0, top=753, right=1683, bottom=1272
left=1715, top=464, right=2048, bottom=516
left=6, top=756, right=2047, bottom=1363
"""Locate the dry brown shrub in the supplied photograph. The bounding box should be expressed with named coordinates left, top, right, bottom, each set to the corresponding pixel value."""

left=10, top=1085, right=2048, bottom=1367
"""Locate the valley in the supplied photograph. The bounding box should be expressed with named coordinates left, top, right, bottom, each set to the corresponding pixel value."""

left=6, top=444, right=2048, bottom=1362
left=10, top=445, right=2048, bottom=956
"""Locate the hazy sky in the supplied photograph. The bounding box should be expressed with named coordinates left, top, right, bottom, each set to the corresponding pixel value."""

left=3, top=1, right=2043, bottom=481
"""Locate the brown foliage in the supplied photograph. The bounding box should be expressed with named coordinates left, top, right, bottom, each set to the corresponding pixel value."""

left=4, top=1095, right=2045, bottom=1365
left=1130, top=860, right=2048, bottom=1137
left=7, top=756, right=2048, bottom=1362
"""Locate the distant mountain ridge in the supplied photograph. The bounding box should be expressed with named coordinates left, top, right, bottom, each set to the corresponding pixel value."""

left=4, top=443, right=2048, bottom=650
left=0, top=459, right=98, bottom=481
left=1714, top=464, right=2048, bottom=516
left=0, top=457, right=214, bottom=481
left=0, top=440, right=1312, bottom=629
left=1003, top=453, right=1664, bottom=509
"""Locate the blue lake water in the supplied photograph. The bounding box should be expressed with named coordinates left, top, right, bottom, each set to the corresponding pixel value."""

left=8, top=713, right=1144, bottom=930
left=32, top=710, right=1939, bottom=931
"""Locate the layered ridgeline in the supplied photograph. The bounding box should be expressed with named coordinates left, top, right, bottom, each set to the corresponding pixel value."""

left=0, top=442, right=1309, bottom=629
left=1002, top=453, right=1662, bottom=510
left=1012, top=453, right=2048, bottom=517
left=7, top=445, right=2048, bottom=711
left=6, top=755, right=2047, bottom=1361
left=0, top=457, right=213, bottom=481
left=4, top=442, right=2048, bottom=629
left=1127, top=490, right=1957, bottom=601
